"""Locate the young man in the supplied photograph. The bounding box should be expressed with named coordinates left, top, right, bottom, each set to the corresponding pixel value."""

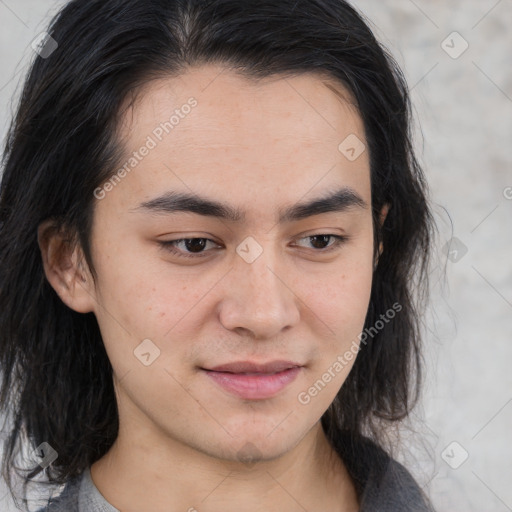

left=0, top=1, right=436, bottom=510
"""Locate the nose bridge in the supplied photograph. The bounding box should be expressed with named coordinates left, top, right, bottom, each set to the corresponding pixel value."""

left=220, top=238, right=300, bottom=337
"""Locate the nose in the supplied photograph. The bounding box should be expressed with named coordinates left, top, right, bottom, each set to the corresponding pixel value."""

left=218, top=245, right=301, bottom=339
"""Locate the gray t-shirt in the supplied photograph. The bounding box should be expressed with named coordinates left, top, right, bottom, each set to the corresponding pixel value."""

left=35, top=434, right=435, bottom=511
left=36, top=466, right=117, bottom=512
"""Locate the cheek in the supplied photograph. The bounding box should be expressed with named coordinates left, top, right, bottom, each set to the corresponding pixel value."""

left=91, top=240, right=215, bottom=347
left=298, top=249, right=374, bottom=342
left=294, top=258, right=373, bottom=409
left=329, top=264, right=372, bottom=328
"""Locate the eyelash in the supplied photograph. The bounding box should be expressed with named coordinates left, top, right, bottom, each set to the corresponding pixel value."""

left=158, top=234, right=348, bottom=259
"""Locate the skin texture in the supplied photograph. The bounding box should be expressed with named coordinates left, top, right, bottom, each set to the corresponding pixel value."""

left=39, top=64, right=389, bottom=512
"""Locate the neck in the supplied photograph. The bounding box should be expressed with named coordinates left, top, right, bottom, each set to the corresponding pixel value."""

left=91, top=419, right=359, bottom=512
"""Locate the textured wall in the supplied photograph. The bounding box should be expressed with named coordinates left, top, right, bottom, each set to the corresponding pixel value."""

left=1, top=1, right=511, bottom=510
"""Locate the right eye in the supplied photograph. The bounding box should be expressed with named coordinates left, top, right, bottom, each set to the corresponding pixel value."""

left=158, top=238, right=222, bottom=258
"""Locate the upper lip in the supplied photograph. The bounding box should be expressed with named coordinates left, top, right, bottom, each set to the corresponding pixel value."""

left=203, top=360, right=302, bottom=374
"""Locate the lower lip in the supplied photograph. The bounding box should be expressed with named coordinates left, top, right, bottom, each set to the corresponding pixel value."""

left=203, top=367, right=302, bottom=400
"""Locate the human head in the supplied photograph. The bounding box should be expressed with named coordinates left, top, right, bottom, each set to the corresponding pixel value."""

left=0, top=0, right=434, bottom=507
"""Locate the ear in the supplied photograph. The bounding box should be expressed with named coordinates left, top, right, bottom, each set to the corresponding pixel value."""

left=379, top=203, right=390, bottom=229
left=374, top=203, right=391, bottom=268
left=37, top=219, right=96, bottom=313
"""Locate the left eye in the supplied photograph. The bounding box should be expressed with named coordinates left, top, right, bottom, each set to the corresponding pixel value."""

left=159, top=234, right=347, bottom=259
left=295, top=234, right=347, bottom=251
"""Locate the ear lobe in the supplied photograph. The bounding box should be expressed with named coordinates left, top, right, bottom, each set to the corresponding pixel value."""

left=37, top=220, right=96, bottom=314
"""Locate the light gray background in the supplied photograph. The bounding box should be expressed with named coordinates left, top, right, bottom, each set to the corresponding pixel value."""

left=1, top=1, right=511, bottom=510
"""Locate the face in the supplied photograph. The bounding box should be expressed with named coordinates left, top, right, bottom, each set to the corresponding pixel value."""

left=55, top=64, right=381, bottom=463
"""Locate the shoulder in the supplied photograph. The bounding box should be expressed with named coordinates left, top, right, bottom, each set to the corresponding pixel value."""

left=34, top=466, right=120, bottom=512
left=33, top=472, right=82, bottom=512
left=361, top=454, right=436, bottom=511
left=333, top=431, right=436, bottom=512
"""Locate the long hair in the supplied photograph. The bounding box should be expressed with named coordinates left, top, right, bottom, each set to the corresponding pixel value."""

left=0, top=0, right=436, bottom=508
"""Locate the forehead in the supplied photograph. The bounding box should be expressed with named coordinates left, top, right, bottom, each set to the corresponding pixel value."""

left=107, top=64, right=370, bottom=218
left=121, top=64, right=364, bottom=143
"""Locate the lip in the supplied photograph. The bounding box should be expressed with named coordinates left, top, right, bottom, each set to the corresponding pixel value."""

left=203, top=367, right=302, bottom=400
left=205, top=360, right=302, bottom=374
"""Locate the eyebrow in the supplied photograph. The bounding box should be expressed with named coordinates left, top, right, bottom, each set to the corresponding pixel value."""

left=133, top=187, right=368, bottom=223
